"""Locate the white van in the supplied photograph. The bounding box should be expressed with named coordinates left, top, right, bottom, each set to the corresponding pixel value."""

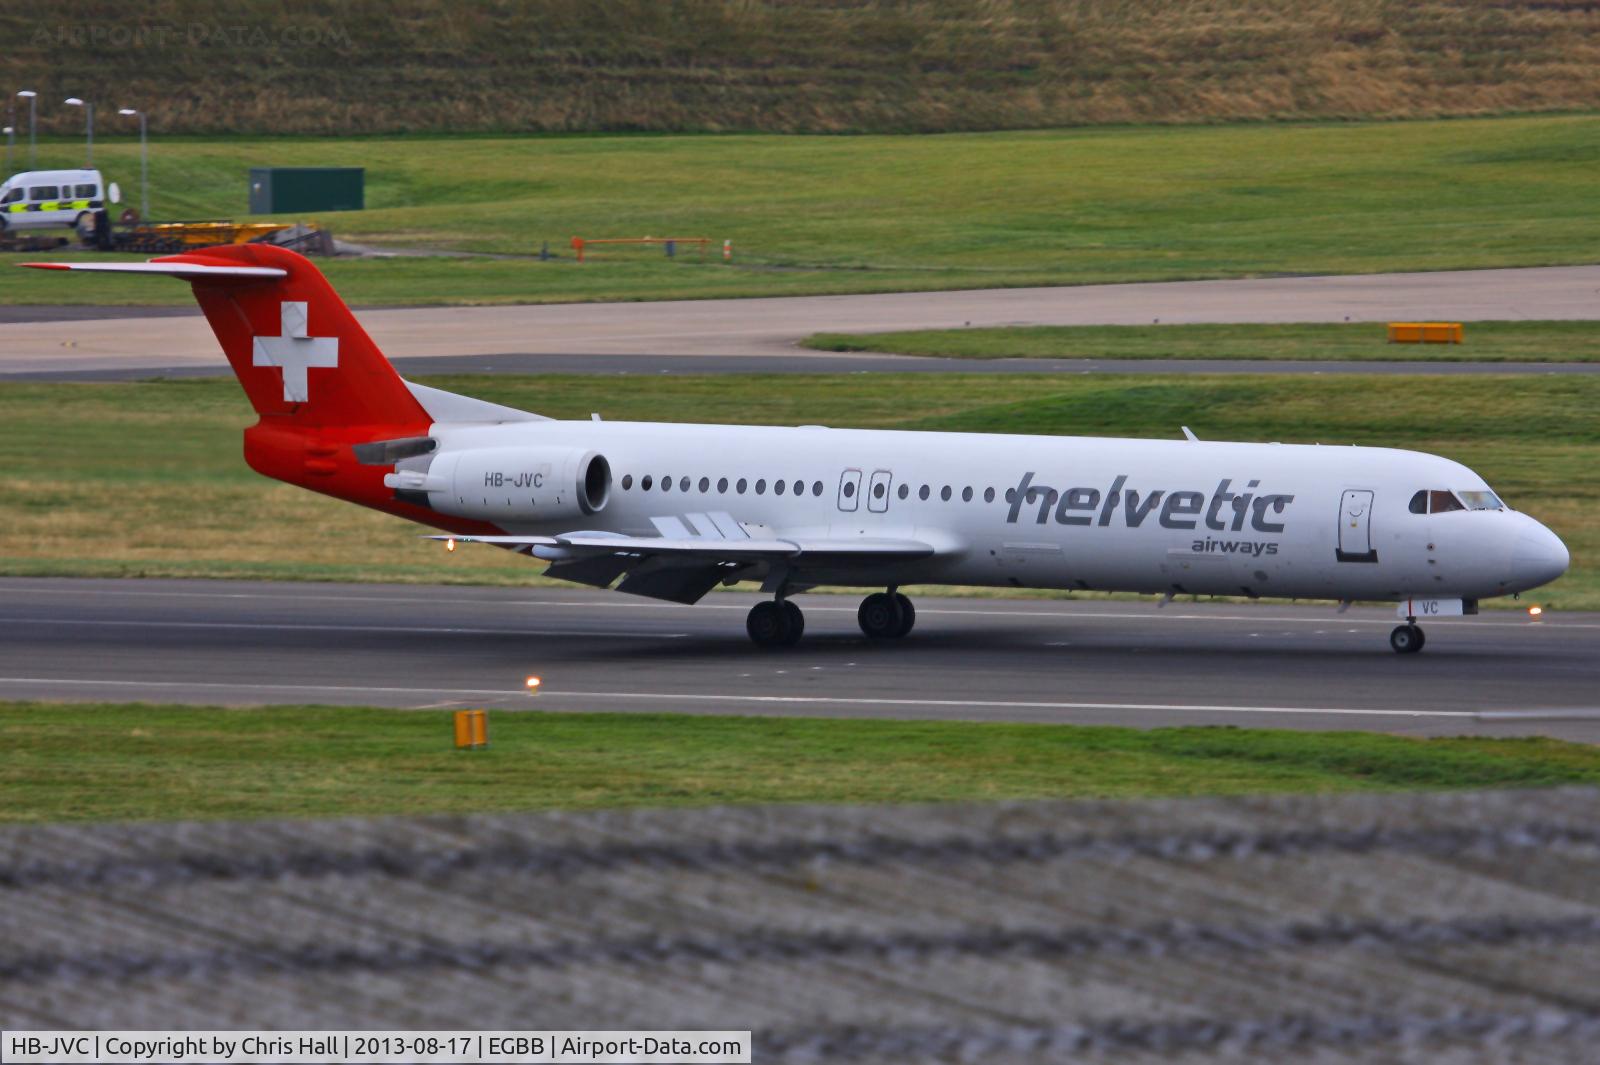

left=0, top=169, right=120, bottom=237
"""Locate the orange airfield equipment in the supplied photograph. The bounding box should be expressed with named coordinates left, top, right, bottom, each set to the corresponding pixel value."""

left=570, top=236, right=711, bottom=262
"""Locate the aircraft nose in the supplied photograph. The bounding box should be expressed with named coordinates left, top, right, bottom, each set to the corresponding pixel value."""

left=1511, top=518, right=1569, bottom=590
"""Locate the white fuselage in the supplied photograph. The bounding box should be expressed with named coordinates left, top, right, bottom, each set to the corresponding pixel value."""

left=420, top=419, right=1569, bottom=604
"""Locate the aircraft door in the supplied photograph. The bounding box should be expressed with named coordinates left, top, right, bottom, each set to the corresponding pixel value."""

left=837, top=468, right=862, bottom=512
left=1337, top=489, right=1378, bottom=563
left=867, top=469, right=892, bottom=513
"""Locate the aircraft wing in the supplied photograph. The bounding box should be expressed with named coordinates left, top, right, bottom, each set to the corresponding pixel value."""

left=430, top=511, right=940, bottom=604
left=434, top=531, right=935, bottom=559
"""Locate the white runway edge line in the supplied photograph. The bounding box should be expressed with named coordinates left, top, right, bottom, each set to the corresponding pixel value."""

left=0, top=676, right=1481, bottom=718
left=538, top=690, right=1481, bottom=718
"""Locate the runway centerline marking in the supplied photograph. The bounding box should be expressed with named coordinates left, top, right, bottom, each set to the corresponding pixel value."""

left=0, top=617, right=687, bottom=639
left=0, top=585, right=1580, bottom=629
left=0, top=676, right=1484, bottom=718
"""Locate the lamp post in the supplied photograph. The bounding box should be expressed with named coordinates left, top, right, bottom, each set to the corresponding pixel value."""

left=16, top=91, right=36, bottom=170
left=117, top=108, right=148, bottom=219
left=64, top=97, right=92, bottom=166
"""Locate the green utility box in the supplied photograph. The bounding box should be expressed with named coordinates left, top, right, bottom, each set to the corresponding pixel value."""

left=248, top=167, right=364, bottom=214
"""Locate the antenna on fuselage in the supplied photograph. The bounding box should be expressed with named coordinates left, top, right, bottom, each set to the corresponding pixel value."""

left=1181, top=426, right=1199, bottom=442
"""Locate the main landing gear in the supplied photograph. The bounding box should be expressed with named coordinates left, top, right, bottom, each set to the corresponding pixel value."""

left=747, top=599, right=805, bottom=647
left=744, top=589, right=918, bottom=647
left=1390, top=618, right=1427, bottom=655
left=858, top=590, right=915, bottom=640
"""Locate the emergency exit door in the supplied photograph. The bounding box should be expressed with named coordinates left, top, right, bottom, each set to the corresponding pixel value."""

left=867, top=470, right=893, bottom=513
left=1336, top=489, right=1378, bottom=563
left=837, top=468, right=862, bottom=512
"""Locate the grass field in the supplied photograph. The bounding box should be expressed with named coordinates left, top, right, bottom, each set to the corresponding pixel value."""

left=8, top=2, right=1600, bottom=135
left=805, top=321, right=1600, bottom=363
left=7, top=115, right=1600, bottom=306
left=6, top=701, right=1600, bottom=823
left=0, top=372, right=1592, bottom=609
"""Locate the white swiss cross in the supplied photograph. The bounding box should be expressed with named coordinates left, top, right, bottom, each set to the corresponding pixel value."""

left=251, top=301, right=339, bottom=403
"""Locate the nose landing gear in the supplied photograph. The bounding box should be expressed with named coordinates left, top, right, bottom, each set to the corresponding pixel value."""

left=858, top=589, right=915, bottom=640
left=1390, top=620, right=1426, bottom=654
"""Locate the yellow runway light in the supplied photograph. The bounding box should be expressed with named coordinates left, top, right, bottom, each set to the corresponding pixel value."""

left=1529, top=605, right=1544, bottom=617
left=525, top=675, right=542, bottom=692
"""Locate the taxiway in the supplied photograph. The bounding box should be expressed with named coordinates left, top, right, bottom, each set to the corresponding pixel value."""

left=6, top=263, right=1600, bottom=375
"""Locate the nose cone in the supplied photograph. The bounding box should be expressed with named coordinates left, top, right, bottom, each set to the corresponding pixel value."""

left=1511, top=519, right=1569, bottom=591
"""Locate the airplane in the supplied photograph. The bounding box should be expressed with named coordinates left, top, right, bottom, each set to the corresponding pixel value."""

left=24, top=245, right=1569, bottom=654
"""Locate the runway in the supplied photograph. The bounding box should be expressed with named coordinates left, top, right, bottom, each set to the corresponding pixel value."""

left=6, top=263, right=1600, bottom=375
left=3, top=578, right=1595, bottom=741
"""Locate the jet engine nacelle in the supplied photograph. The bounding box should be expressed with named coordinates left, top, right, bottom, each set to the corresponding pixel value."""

left=416, top=446, right=611, bottom=522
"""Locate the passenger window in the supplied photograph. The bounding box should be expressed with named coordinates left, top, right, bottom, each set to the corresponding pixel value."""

left=640, top=475, right=653, bottom=491
left=1430, top=490, right=1464, bottom=514
left=793, top=480, right=804, bottom=496
left=940, top=486, right=952, bottom=501
left=984, top=487, right=995, bottom=503
left=679, top=476, right=690, bottom=492
left=717, top=477, right=728, bottom=493
left=75, top=183, right=96, bottom=198
left=812, top=480, right=823, bottom=496
left=873, top=482, right=885, bottom=499
left=962, top=487, right=973, bottom=502
left=1005, top=488, right=1016, bottom=503
left=29, top=186, right=58, bottom=200
left=662, top=475, right=672, bottom=492
left=841, top=481, right=853, bottom=498
left=898, top=484, right=909, bottom=500
left=622, top=474, right=634, bottom=490
left=775, top=480, right=786, bottom=495
left=919, top=485, right=930, bottom=501
left=756, top=479, right=767, bottom=494
left=736, top=478, right=748, bottom=494
left=1408, top=490, right=1427, bottom=515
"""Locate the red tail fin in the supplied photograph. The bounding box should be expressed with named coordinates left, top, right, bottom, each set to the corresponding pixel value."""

left=154, top=244, right=430, bottom=430
left=20, top=247, right=505, bottom=535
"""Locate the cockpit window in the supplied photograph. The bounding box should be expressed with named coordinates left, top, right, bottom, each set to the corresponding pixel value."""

left=1410, top=489, right=1472, bottom=514
left=1457, top=489, right=1504, bottom=510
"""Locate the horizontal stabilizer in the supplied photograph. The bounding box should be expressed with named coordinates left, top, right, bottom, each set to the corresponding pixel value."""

left=22, top=261, right=287, bottom=280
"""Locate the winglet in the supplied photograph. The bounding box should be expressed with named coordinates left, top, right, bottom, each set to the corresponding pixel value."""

left=1181, top=426, right=1200, bottom=442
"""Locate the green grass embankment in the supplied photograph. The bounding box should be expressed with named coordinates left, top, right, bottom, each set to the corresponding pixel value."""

left=8, top=2, right=1600, bottom=135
